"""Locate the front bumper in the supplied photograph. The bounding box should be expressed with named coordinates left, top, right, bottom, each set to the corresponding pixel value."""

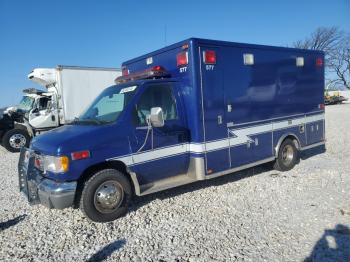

left=18, top=148, right=77, bottom=209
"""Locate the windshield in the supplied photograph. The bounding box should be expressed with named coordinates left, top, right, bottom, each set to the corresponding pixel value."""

left=77, top=85, right=138, bottom=125
left=17, top=96, right=35, bottom=112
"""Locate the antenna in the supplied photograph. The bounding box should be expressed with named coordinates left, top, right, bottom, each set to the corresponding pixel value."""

left=164, top=25, right=167, bottom=46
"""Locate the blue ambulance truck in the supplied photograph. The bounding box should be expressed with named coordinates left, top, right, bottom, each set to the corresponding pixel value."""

left=18, top=38, right=325, bottom=222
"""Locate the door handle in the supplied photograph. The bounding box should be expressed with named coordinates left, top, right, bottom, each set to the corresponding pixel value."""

left=218, top=115, right=223, bottom=125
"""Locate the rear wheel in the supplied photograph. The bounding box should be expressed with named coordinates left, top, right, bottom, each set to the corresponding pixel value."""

left=80, top=169, right=132, bottom=222
left=2, top=129, right=30, bottom=153
left=274, top=138, right=299, bottom=171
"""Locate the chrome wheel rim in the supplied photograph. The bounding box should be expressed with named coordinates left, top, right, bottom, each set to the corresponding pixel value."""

left=94, top=180, right=124, bottom=213
left=281, top=144, right=294, bottom=166
left=9, top=134, right=26, bottom=149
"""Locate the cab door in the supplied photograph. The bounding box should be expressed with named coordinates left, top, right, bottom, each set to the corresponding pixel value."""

left=200, top=46, right=230, bottom=174
left=130, top=82, right=189, bottom=184
left=29, top=95, right=59, bottom=129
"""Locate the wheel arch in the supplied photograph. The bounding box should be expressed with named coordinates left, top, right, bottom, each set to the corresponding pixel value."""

left=274, top=133, right=301, bottom=156
left=74, top=160, right=140, bottom=207
left=14, top=122, right=34, bottom=137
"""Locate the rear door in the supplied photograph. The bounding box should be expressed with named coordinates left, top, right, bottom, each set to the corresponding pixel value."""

left=199, top=45, right=230, bottom=174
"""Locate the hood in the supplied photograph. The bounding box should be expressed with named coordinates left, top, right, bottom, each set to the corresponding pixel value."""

left=31, top=123, right=127, bottom=155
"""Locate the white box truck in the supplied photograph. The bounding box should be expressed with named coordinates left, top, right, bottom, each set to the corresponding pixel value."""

left=1, top=66, right=121, bottom=152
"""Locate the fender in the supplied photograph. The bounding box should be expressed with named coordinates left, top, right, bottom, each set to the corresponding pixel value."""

left=14, top=120, right=34, bottom=137
left=274, top=132, right=301, bottom=156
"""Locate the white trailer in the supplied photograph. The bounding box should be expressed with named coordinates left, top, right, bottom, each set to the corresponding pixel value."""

left=28, top=66, right=122, bottom=127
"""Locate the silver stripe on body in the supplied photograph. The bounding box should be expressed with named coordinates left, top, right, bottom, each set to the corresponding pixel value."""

left=108, top=113, right=325, bottom=165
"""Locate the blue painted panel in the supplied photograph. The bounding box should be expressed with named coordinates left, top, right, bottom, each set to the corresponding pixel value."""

left=273, top=125, right=307, bottom=149
left=206, top=148, right=230, bottom=173
left=200, top=45, right=230, bottom=173
left=230, top=144, right=254, bottom=167
left=250, top=132, right=273, bottom=161
left=131, top=154, right=189, bottom=185
left=306, top=120, right=324, bottom=145
left=222, top=46, right=324, bottom=125
left=228, top=130, right=272, bottom=167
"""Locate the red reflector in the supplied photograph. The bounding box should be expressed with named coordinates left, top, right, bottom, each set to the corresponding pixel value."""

left=319, top=103, right=325, bottom=110
left=71, top=150, right=90, bottom=160
left=204, top=50, right=216, bottom=64
left=316, top=58, right=323, bottom=67
left=122, top=67, right=129, bottom=76
left=177, top=51, right=188, bottom=67
left=152, top=66, right=162, bottom=71
left=34, top=157, right=41, bottom=169
left=115, top=66, right=170, bottom=84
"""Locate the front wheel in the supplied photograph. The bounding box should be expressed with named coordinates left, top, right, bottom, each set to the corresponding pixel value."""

left=274, top=138, right=299, bottom=171
left=80, top=169, right=132, bottom=222
left=2, top=129, right=30, bottom=153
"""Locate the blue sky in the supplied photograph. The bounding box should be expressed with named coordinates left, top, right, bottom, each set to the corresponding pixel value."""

left=0, top=0, right=349, bottom=107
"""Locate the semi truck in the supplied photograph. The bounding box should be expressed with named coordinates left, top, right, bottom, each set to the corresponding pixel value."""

left=18, top=38, right=325, bottom=222
left=1, top=66, right=121, bottom=152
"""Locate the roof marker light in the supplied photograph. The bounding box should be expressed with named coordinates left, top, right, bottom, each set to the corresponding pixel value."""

left=177, top=51, right=188, bottom=67
left=203, top=50, right=216, bottom=64
left=243, top=53, right=254, bottom=65
left=182, top=44, right=189, bottom=50
left=146, top=57, right=153, bottom=65
left=296, top=57, right=304, bottom=67
left=243, top=54, right=254, bottom=65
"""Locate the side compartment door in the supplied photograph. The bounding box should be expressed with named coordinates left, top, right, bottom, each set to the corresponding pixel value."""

left=200, top=46, right=230, bottom=174
left=224, top=48, right=273, bottom=167
left=130, top=82, right=189, bottom=185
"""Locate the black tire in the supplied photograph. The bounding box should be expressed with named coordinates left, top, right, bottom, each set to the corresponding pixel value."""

left=2, top=129, right=30, bottom=153
left=80, top=169, right=132, bottom=222
left=274, top=138, right=299, bottom=171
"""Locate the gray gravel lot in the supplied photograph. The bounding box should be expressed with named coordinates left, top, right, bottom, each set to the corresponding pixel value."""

left=1, top=104, right=350, bottom=261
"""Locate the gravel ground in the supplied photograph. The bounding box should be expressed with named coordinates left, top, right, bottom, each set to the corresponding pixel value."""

left=1, top=105, right=350, bottom=262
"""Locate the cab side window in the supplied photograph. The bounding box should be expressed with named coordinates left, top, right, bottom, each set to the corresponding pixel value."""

left=135, top=84, right=178, bottom=126
left=38, top=97, right=50, bottom=111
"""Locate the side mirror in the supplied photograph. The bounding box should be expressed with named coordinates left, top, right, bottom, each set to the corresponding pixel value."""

left=149, top=107, right=164, bottom=127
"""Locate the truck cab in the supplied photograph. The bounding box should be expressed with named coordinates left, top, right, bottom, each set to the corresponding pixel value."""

left=0, top=89, right=53, bottom=152
left=18, top=65, right=196, bottom=222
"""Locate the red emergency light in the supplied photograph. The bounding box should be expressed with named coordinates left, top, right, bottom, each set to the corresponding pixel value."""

left=115, top=66, right=170, bottom=84
left=122, top=66, right=129, bottom=76
left=203, top=50, right=216, bottom=64
left=177, top=51, right=188, bottom=67
left=316, top=58, right=323, bottom=67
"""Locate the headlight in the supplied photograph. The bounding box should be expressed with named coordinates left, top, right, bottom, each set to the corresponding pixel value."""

left=35, top=154, right=69, bottom=173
